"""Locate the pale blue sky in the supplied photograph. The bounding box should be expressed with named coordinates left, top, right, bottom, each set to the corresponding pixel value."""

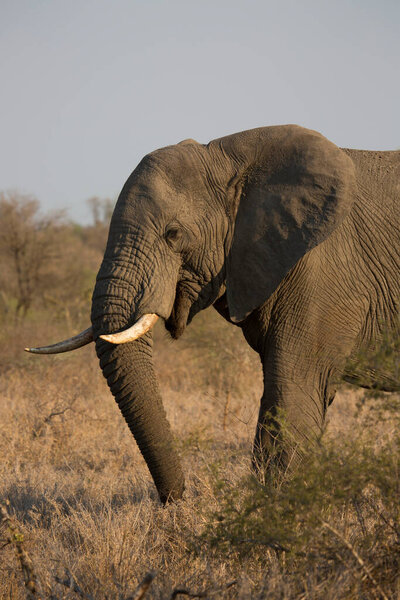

left=1, top=0, right=399, bottom=222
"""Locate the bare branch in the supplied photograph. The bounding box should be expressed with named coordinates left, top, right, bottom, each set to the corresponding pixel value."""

left=43, top=405, right=74, bottom=423
left=169, top=580, right=237, bottom=599
left=124, top=571, right=157, bottom=600
left=321, top=520, right=389, bottom=600
left=54, top=570, right=94, bottom=600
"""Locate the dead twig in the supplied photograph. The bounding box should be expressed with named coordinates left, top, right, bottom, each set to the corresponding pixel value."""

left=54, top=570, right=94, bottom=599
left=222, top=390, right=231, bottom=431
left=32, top=398, right=77, bottom=437
left=43, top=405, right=74, bottom=423
left=321, top=520, right=389, bottom=600
left=169, top=579, right=237, bottom=599
left=124, top=571, right=157, bottom=600
left=0, top=502, right=41, bottom=599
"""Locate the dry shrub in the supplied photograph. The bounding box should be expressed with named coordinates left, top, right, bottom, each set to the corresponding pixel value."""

left=204, top=408, right=400, bottom=598
left=2, top=310, right=399, bottom=599
left=0, top=192, right=104, bottom=337
left=0, top=308, right=263, bottom=599
left=201, top=326, right=400, bottom=599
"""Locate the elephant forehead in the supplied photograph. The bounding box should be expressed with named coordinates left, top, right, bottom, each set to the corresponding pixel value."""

left=117, top=168, right=196, bottom=227
left=145, top=145, right=213, bottom=194
left=127, top=150, right=212, bottom=209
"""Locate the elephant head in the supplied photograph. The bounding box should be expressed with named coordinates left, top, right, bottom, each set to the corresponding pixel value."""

left=26, top=125, right=356, bottom=503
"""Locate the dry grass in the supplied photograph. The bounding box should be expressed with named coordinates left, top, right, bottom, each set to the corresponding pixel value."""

left=0, top=309, right=399, bottom=599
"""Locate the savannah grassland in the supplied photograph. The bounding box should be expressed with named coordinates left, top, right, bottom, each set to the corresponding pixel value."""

left=1, top=195, right=400, bottom=599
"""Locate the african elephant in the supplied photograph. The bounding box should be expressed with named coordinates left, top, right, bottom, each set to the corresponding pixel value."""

left=26, top=125, right=400, bottom=504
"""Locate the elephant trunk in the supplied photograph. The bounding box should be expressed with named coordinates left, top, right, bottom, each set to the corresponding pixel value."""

left=95, top=334, right=185, bottom=503
left=91, top=260, right=184, bottom=503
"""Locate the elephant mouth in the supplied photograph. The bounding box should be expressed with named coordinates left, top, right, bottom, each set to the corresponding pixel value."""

left=98, top=286, right=193, bottom=343
left=165, top=287, right=192, bottom=339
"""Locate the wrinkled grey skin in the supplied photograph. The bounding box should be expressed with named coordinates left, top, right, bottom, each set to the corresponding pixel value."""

left=91, top=125, right=400, bottom=504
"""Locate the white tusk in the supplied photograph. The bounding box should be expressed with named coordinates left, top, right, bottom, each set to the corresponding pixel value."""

left=25, top=327, right=93, bottom=354
left=100, top=314, right=158, bottom=344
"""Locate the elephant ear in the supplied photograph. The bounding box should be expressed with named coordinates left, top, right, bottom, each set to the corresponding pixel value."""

left=226, top=130, right=356, bottom=322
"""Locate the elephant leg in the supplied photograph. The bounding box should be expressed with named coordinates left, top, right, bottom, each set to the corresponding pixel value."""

left=252, top=371, right=328, bottom=476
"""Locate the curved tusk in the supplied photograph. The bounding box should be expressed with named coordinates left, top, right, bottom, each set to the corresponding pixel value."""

left=100, top=314, right=158, bottom=344
left=25, top=327, right=93, bottom=354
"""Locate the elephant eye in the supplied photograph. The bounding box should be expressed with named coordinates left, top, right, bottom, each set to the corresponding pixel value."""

left=165, top=226, right=182, bottom=245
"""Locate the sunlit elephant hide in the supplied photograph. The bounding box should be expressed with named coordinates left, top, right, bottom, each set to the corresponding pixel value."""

left=27, top=125, right=400, bottom=504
